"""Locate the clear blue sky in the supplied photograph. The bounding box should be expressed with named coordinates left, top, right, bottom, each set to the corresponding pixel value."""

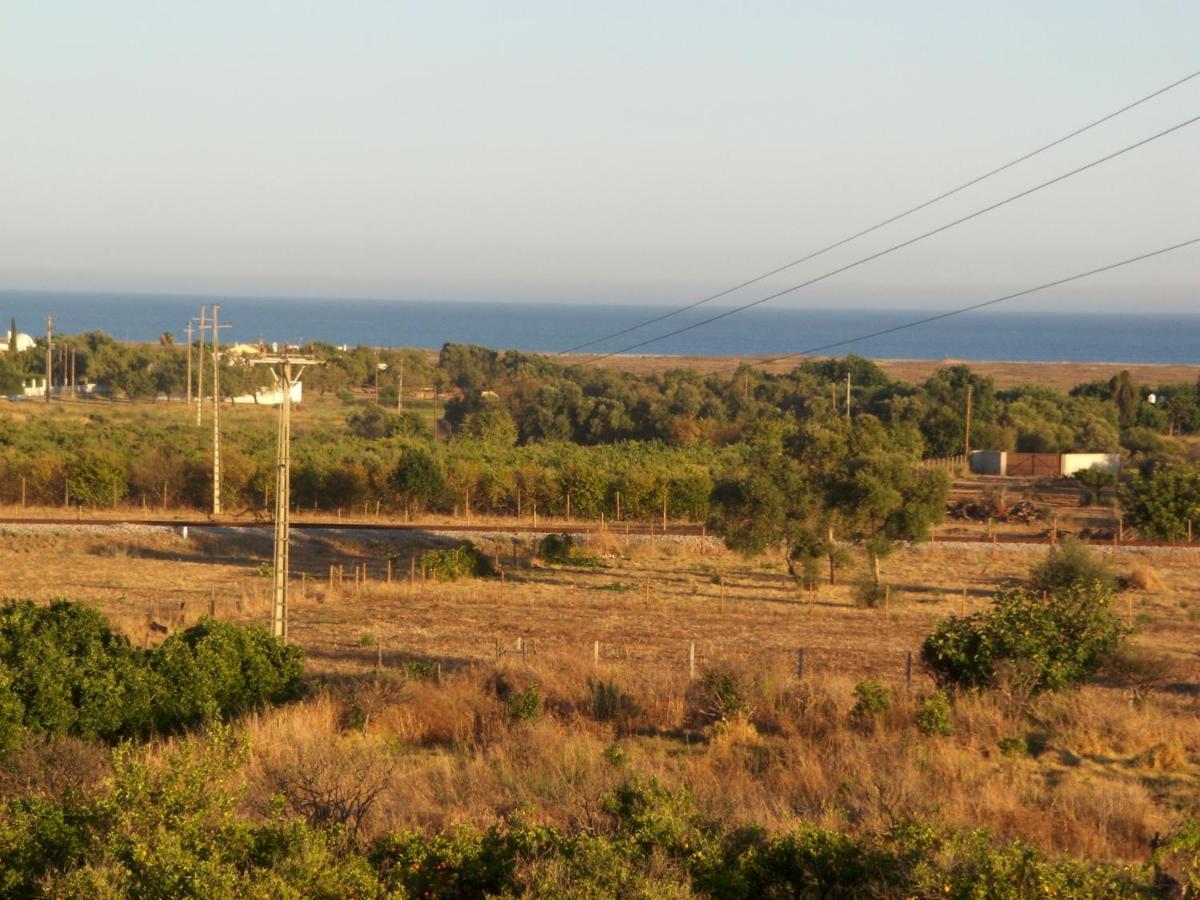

left=2, top=2, right=1197, bottom=310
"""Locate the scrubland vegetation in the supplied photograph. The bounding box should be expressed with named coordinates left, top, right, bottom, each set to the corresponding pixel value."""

left=1, top=332, right=1198, bottom=895
left=0, top=525, right=1198, bottom=896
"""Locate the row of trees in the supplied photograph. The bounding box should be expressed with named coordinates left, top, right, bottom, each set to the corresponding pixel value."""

left=7, top=328, right=1200, bottom=459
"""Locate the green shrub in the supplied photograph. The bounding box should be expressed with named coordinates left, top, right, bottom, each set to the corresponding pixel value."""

left=852, top=579, right=898, bottom=608
left=0, top=601, right=303, bottom=746
left=538, top=533, right=602, bottom=567
left=1029, top=538, right=1117, bottom=596
left=921, top=582, right=1126, bottom=695
left=850, top=678, right=891, bottom=720
left=538, top=532, right=575, bottom=563
left=149, top=619, right=304, bottom=733
left=914, top=690, right=953, bottom=736
left=507, top=685, right=541, bottom=723
left=418, top=543, right=496, bottom=581
left=66, top=449, right=127, bottom=507
left=691, top=665, right=755, bottom=723
left=998, top=736, right=1028, bottom=757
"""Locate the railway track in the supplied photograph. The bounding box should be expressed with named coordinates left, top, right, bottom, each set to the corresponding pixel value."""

left=0, top=515, right=1196, bottom=549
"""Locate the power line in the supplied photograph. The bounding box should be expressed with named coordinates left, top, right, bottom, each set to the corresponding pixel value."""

left=705, top=236, right=1200, bottom=376
left=558, top=66, right=1200, bottom=356
left=581, top=112, right=1200, bottom=363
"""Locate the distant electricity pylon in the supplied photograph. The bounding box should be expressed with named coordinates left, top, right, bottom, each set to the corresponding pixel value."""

left=249, top=352, right=322, bottom=641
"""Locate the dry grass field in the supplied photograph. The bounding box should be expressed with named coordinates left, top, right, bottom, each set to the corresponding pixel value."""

left=580, top=352, right=1200, bottom=392
left=4, top=524, right=1199, bottom=867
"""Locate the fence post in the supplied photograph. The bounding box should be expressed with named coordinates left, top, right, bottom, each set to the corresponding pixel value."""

left=688, top=641, right=696, bottom=679
left=593, top=640, right=600, bottom=664
left=209, top=586, right=216, bottom=618
left=905, top=651, right=913, bottom=695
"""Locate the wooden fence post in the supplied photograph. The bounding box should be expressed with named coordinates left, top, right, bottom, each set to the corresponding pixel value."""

left=688, top=641, right=696, bottom=680
left=905, top=651, right=913, bottom=695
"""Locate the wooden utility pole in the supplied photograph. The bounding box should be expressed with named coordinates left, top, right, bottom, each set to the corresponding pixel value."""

left=196, top=306, right=206, bottom=425
left=44, top=315, right=53, bottom=403
left=963, top=383, right=974, bottom=459
left=250, top=352, right=322, bottom=641
left=845, top=372, right=851, bottom=422
left=396, top=356, right=404, bottom=412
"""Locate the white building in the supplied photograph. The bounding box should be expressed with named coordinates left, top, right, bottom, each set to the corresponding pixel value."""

left=0, top=333, right=36, bottom=354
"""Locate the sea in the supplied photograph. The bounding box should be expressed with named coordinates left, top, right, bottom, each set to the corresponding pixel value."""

left=0, top=290, right=1197, bottom=365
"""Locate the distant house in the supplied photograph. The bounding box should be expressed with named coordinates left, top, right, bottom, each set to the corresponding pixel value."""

left=231, top=381, right=303, bottom=406
left=0, top=333, right=35, bottom=354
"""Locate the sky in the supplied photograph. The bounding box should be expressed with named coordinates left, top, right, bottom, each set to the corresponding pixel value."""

left=1, top=1, right=1198, bottom=311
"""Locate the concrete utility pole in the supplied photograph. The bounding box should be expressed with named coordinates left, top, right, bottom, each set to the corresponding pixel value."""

left=184, top=320, right=194, bottom=407
left=211, top=304, right=222, bottom=516
left=196, top=306, right=206, bottom=425
left=44, top=315, right=54, bottom=403
left=250, top=352, right=321, bottom=641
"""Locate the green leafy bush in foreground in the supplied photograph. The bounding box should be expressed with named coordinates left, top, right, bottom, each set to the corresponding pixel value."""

left=0, top=600, right=303, bottom=748
left=0, top=745, right=1184, bottom=899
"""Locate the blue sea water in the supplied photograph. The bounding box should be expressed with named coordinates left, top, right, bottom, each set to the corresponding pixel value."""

left=0, top=290, right=1196, bottom=364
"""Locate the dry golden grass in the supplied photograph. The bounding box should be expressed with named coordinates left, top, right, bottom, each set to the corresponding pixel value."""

left=4, top=526, right=1199, bottom=866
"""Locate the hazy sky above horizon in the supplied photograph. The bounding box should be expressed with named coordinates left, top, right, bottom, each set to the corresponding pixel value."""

left=2, top=2, right=1198, bottom=313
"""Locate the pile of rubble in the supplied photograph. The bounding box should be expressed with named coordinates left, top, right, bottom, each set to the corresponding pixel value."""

left=947, top=497, right=1041, bottom=524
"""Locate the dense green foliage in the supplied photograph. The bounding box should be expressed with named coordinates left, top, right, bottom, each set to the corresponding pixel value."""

left=6, top=333, right=1197, bottom=528
left=1120, top=462, right=1200, bottom=540
left=417, top=543, right=497, bottom=581
left=0, top=736, right=1184, bottom=898
left=921, top=580, right=1126, bottom=696
left=0, top=601, right=302, bottom=748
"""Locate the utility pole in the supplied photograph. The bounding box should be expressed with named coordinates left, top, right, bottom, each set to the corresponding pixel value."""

left=184, top=320, right=194, bottom=407
left=963, top=383, right=974, bottom=459
left=845, top=372, right=851, bottom=422
left=211, top=304, right=222, bottom=516
left=396, top=355, right=404, bottom=412
left=196, top=306, right=206, bottom=425
left=44, top=316, right=53, bottom=403
left=250, top=352, right=322, bottom=641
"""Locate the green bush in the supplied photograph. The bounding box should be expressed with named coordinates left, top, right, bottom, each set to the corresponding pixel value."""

left=921, top=582, right=1126, bottom=695
left=914, top=690, right=953, bottom=736
left=149, top=619, right=305, bottom=732
left=507, top=685, right=541, bottom=723
left=538, top=532, right=575, bottom=563
left=691, top=665, right=755, bottom=723
left=0, top=601, right=303, bottom=747
left=850, top=678, right=891, bottom=720
left=1120, top=462, right=1200, bottom=540
left=418, top=543, right=496, bottom=581
left=1029, top=538, right=1117, bottom=596
left=538, top=532, right=602, bottom=567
